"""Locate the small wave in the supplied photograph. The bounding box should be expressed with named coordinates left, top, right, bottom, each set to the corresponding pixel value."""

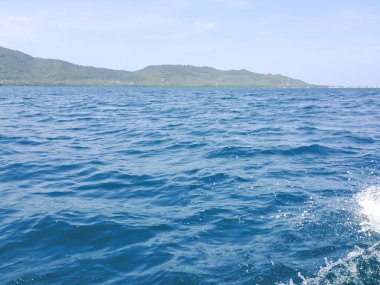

left=344, top=135, right=376, bottom=144
left=279, top=144, right=354, bottom=156
left=206, top=144, right=352, bottom=159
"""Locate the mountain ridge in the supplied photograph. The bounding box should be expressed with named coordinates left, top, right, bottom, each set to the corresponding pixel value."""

left=0, top=46, right=318, bottom=87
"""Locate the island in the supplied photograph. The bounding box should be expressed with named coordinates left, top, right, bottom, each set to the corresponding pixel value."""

left=0, top=46, right=318, bottom=88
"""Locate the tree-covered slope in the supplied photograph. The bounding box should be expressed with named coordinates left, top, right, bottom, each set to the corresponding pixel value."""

left=0, top=46, right=315, bottom=87
left=0, top=46, right=138, bottom=85
left=134, top=65, right=310, bottom=87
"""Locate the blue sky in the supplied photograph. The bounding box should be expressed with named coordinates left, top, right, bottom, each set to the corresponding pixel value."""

left=1, top=0, right=380, bottom=86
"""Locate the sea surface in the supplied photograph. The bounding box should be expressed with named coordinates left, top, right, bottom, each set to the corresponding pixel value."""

left=0, top=87, right=379, bottom=285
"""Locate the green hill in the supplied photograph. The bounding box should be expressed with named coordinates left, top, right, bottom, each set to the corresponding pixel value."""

left=0, top=46, right=315, bottom=87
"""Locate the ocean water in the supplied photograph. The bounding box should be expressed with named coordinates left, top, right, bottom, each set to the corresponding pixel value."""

left=0, top=87, right=379, bottom=285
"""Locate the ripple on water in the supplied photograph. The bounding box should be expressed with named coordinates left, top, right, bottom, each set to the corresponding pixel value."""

left=0, top=87, right=379, bottom=284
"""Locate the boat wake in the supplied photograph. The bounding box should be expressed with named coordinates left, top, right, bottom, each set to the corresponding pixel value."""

left=282, top=186, right=380, bottom=285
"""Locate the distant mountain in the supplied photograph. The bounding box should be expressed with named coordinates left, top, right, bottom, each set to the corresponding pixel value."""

left=0, top=46, right=316, bottom=87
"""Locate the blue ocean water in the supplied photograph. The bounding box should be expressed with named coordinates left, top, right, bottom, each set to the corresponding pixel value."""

left=0, top=87, right=379, bottom=284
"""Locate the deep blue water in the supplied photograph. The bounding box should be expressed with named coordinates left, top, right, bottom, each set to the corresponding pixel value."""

left=0, top=87, right=380, bottom=284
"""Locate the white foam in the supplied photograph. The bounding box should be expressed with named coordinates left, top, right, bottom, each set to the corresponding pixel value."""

left=355, top=186, right=380, bottom=233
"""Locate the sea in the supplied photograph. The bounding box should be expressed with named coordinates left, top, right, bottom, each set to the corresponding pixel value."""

left=0, top=87, right=379, bottom=284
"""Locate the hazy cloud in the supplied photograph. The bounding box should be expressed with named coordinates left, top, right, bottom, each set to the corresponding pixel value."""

left=194, top=21, right=217, bottom=30
left=0, top=16, right=37, bottom=40
left=214, top=0, right=252, bottom=8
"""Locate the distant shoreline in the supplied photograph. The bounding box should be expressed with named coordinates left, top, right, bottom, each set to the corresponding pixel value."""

left=1, top=84, right=379, bottom=89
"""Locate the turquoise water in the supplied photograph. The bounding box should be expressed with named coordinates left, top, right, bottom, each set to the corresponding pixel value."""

left=0, top=87, right=379, bottom=284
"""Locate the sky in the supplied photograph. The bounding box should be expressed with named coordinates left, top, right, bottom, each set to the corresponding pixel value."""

left=1, top=0, right=380, bottom=86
